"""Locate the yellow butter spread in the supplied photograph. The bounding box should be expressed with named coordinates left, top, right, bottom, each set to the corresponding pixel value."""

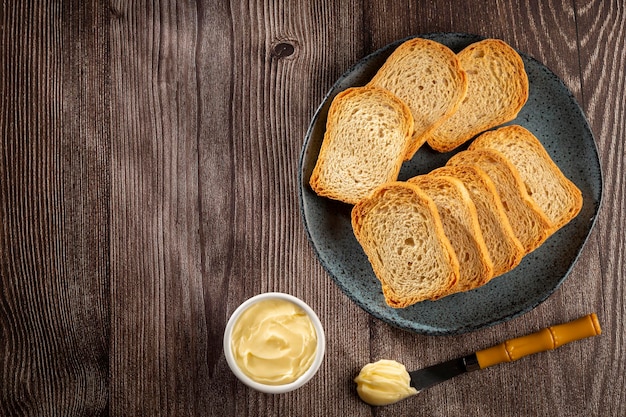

left=354, top=359, right=418, bottom=406
left=230, top=298, right=317, bottom=385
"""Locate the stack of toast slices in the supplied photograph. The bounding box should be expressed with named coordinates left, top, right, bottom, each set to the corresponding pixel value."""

left=309, top=37, right=583, bottom=308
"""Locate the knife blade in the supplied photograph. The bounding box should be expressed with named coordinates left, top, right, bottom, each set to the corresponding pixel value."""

left=409, top=353, right=480, bottom=392
left=409, top=313, right=601, bottom=393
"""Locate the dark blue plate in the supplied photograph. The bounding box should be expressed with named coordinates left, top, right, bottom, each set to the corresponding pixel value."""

left=299, top=33, right=602, bottom=335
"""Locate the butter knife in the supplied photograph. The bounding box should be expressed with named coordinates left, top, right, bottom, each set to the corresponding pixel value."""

left=410, top=313, right=602, bottom=392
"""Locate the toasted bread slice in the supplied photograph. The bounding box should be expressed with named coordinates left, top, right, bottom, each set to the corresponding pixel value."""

left=426, top=39, right=529, bottom=152
left=430, top=165, right=525, bottom=278
left=447, top=149, right=552, bottom=254
left=469, top=125, right=583, bottom=232
left=351, top=182, right=459, bottom=308
left=367, top=37, right=467, bottom=160
left=407, top=175, right=494, bottom=295
left=309, top=86, right=414, bottom=205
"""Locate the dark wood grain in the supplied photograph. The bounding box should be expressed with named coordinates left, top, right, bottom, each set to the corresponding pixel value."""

left=1, top=1, right=624, bottom=416
left=574, top=0, right=626, bottom=412
left=0, top=1, right=110, bottom=416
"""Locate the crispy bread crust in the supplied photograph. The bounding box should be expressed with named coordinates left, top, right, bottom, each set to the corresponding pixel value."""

left=408, top=174, right=494, bottom=295
left=368, top=37, right=468, bottom=160
left=447, top=148, right=552, bottom=254
left=426, top=39, right=529, bottom=152
left=430, top=165, right=525, bottom=277
left=469, top=125, right=583, bottom=232
left=351, top=182, right=459, bottom=308
left=309, top=86, right=414, bottom=205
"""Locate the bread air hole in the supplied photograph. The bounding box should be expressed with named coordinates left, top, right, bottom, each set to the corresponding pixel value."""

left=524, top=183, right=533, bottom=196
left=473, top=50, right=485, bottom=59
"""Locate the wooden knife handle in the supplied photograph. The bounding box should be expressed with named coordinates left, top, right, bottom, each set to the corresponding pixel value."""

left=475, top=313, right=602, bottom=369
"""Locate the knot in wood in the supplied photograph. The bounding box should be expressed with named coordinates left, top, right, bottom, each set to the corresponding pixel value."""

left=272, top=42, right=295, bottom=58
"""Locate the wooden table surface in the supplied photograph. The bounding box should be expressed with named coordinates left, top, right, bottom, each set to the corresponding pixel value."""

left=1, top=1, right=624, bottom=416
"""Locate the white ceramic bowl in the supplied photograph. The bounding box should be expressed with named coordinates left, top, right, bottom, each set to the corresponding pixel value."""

left=223, top=292, right=326, bottom=394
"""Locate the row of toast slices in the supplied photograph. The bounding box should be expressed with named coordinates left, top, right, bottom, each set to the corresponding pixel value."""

left=310, top=37, right=530, bottom=205
left=352, top=125, right=582, bottom=308
left=308, top=37, right=583, bottom=308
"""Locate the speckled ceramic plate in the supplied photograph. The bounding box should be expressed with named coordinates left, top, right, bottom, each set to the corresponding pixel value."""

left=299, top=33, right=602, bottom=335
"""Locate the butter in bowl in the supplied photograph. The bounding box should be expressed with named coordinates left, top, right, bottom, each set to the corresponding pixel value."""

left=223, top=292, right=325, bottom=394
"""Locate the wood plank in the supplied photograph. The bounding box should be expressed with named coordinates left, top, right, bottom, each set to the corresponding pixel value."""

left=109, top=0, right=180, bottom=415
left=0, top=1, right=110, bottom=416
left=574, top=1, right=626, bottom=415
